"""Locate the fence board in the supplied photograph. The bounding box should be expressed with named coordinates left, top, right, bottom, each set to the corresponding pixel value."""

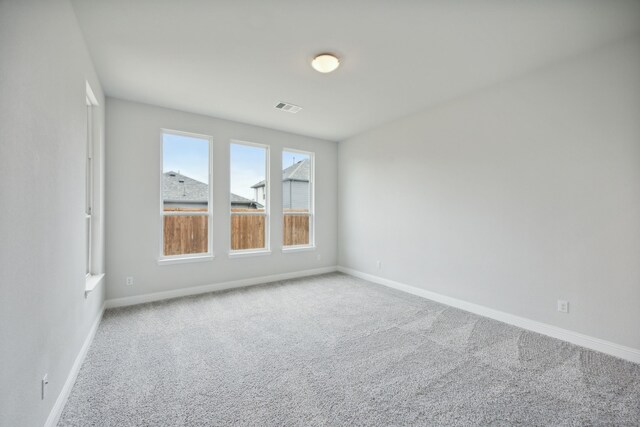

left=283, top=214, right=310, bottom=246
left=162, top=210, right=309, bottom=254
left=163, top=215, right=208, bottom=256
left=231, top=214, right=266, bottom=250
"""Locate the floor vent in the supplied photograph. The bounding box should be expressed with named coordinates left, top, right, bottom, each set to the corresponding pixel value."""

left=275, top=102, right=302, bottom=113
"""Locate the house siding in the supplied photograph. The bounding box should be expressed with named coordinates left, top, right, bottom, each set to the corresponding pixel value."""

left=288, top=180, right=310, bottom=211
left=255, top=186, right=266, bottom=205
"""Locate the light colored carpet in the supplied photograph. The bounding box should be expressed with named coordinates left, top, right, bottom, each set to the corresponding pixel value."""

left=59, top=273, right=640, bottom=426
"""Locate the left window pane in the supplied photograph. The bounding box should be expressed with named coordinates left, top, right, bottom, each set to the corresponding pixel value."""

left=161, top=132, right=211, bottom=257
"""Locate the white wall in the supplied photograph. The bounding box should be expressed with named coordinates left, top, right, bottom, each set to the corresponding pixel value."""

left=0, top=1, right=106, bottom=426
left=338, top=35, right=640, bottom=350
left=105, top=98, right=338, bottom=300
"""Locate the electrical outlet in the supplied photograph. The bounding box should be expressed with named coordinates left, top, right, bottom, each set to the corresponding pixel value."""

left=317, top=254, right=322, bottom=261
left=41, top=374, right=48, bottom=400
left=126, top=276, right=134, bottom=286
left=376, top=260, right=382, bottom=270
left=557, top=300, right=569, bottom=313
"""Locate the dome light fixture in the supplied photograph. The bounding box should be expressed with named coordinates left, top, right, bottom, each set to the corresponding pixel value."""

left=311, top=53, right=340, bottom=73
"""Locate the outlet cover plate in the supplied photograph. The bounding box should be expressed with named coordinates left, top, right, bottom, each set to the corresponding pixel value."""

left=557, top=300, right=569, bottom=313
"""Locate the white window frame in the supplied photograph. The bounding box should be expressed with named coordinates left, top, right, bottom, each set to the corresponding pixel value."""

left=84, top=82, right=104, bottom=296
left=158, top=129, right=214, bottom=264
left=229, top=139, right=271, bottom=257
left=282, top=148, right=315, bottom=251
left=85, top=95, right=94, bottom=277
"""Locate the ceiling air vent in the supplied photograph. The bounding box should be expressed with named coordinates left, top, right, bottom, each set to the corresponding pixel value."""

left=275, top=102, right=302, bottom=114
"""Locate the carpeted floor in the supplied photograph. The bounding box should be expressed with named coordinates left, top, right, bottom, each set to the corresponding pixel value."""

left=59, top=273, right=640, bottom=426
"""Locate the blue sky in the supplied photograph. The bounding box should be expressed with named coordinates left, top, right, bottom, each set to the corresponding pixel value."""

left=283, top=151, right=309, bottom=170
left=230, top=143, right=266, bottom=200
left=163, top=133, right=209, bottom=184
left=163, top=133, right=310, bottom=200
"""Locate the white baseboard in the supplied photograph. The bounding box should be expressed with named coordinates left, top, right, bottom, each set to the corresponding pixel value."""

left=105, top=266, right=338, bottom=309
left=44, top=303, right=106, bottom=427
left=337, top=266, right=640, bottom=364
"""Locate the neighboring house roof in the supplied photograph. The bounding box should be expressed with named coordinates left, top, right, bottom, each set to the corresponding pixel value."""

left=230, top=193, right=260, bottom=207
left=163, top=171, right=262, bottom=207
left=163, top=171, right=208, bottom=203
left=251, top=158, right=310, bottom=188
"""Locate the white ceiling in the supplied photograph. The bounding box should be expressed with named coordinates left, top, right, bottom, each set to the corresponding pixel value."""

left=72, top=0, right=640, bottom=141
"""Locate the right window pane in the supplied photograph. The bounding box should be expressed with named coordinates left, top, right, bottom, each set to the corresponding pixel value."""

left=282, top=150, right=313, bottom=247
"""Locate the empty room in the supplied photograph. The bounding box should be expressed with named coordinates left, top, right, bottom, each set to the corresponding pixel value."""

left=2, top=0, right=640, bottom=426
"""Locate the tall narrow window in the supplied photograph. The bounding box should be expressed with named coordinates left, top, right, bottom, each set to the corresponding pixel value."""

left=282, top=150, right=314, bottom=248
left=85, top=95, right=94, bottom=275
left=230, top=141, right=269, bottom=252
left=85, top=81, right=103, bottom=295
left=160, top=130, right=212, bottom=260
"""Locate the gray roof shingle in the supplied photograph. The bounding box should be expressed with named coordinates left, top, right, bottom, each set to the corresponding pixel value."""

left=163, top=171, right=261, bottom=207
left=251, top=158, right=310, bottom=188
left=163, top=171, right=209, bottom=203
left=230, top=193, right=258, bottom=205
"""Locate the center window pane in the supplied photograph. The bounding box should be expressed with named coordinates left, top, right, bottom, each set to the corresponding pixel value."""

left=230, top=142, right=267, bottom=251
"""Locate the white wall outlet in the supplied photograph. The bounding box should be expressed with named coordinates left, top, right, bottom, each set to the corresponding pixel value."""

left=557, top=300, right=569, bottom=313
left=41, top=374, right=48, bottom=400
left=376, top=260, right=382, bottom=270
left=317, top=254, right=322, bottom=261
left=126, top=276, right=134, bottom=286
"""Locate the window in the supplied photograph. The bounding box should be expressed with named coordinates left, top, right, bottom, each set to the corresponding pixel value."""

left=85, top=82, right=104, bottom=294
left=230, top=141, right=269, bottom=253
left=160, top=130, right=213, bottom=261
left=85, top=94, right=94, bottom=275
left=282, top=150, right=314, bottom=248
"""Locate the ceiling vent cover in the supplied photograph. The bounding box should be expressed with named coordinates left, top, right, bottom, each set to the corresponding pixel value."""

left=275, top=102, right=302, bottom=113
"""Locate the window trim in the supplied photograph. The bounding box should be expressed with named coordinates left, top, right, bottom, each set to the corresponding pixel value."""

left=229, top=139, right=270, bottom=254
left=228, top=249, right=272, bottom=259
left=158, top=129, right=214, bottom=263
left=85, top=81, right=102, bottom=295
left=85, top=97, right=94, bottom=277
left=282, top=147, right=315, bottom=250
left=282, top=245, right=316, bottom=253
left=157, top=254, right=215, bottom=266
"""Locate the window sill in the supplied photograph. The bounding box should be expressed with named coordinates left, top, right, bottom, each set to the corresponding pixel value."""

left=228, top=249, right=272, bottom=259
left=157, top=254, right=215, bottom=266
left=282, top=245, right=316, bottom=253
left=85, top=273, right=105, bottom=297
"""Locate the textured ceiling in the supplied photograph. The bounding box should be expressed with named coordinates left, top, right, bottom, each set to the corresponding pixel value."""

left=72, top=0, right=640, bottom=141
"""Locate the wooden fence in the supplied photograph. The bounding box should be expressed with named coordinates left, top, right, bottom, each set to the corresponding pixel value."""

left=163, top=214, right=208, bottom=256
left=283, top=214, right=310, bottom=246
left=230, top=213, right=266, bottom=250
left=163, top=208, right=310, bottom=255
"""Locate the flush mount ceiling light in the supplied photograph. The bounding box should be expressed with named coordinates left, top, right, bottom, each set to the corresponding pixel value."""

left=311, top=53, right=340, bottom=73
